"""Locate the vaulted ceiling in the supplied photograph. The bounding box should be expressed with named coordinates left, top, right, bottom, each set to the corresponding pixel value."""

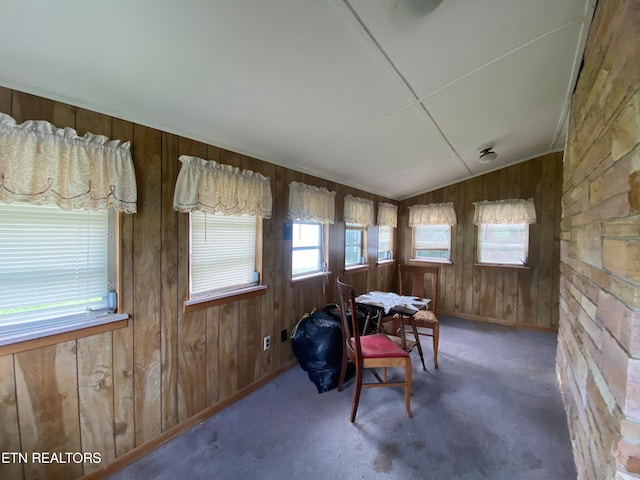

left=0, top=0, right=595, bottom=200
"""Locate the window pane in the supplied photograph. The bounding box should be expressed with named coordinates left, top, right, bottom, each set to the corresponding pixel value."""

left=478, top=224, right=528, bottom=265
left=345, top=226, right=365, bottom=266
left=378, top=225, right=393, bottom=261
left=190, top=212, right=256, bottom=296
left=292, top=222, right=322, bottom=276
left=413, top=224, right=451, bottom=261
left=0, top=203, right=110, bottom=329
left=292, top=223, right=321, bottom=248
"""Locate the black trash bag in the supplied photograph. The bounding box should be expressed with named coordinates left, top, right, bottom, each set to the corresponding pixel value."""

left=291, top=310, right=344, bottom=393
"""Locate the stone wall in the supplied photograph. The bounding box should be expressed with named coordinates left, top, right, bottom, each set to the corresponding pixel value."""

left=557, top=0, right=640, bottom=478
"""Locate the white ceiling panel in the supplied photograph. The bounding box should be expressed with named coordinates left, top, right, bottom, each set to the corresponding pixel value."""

left=347, top=0, right=589, bottom=99
left=422, top=20, right=584, bottom=175
left=299, top=105, right=468, bottom=198
left=0, top=0, right=594, bottom=199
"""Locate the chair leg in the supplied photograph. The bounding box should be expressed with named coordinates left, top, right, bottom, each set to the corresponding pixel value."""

left=404, top=358, right=413, bottom=418
left=433, top=323, right=439, bottom=369
left=338, top=349, right=349, bottom=391
left=350, top=367, right=363, bottom=422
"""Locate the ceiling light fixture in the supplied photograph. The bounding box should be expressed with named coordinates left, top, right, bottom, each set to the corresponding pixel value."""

left=395, top=0, right=444, bottom=17
left=479, top=147, right=498, bottom=163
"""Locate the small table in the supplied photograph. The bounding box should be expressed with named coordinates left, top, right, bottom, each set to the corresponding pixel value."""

left=355, top=291, right=430, bottom=370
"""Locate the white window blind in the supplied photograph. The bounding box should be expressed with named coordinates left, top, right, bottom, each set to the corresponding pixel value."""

left=414, top=224, right=451, bottom=261
left=478, top=224, right=529, bottom=265
left=189, top=212, right=257, bottom=297
left=0, top=202, right=110, bottom=335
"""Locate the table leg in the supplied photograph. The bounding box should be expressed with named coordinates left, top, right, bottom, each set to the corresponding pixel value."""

left=409, top=316, right=426, bottom=371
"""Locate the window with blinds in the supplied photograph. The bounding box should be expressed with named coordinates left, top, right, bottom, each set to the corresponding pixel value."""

left=477, top=223, right=529, bottom=265
left=377, top=225, right=393, bottom=261
left=0, top=202, right=114, bottom=339
left=413, top=224, right=451, bottom=262
left=189, top=212, right=258, bottom=297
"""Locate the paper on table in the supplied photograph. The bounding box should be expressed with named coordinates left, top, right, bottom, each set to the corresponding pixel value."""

left=355, top=291, right=429, bottom=314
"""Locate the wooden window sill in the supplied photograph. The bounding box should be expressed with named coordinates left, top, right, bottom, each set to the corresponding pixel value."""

left=344, top=265, right=368, bottom=274
left=184, top=285, right=267, bottom=313
left=0, top=314, right=129, bottom=356
left=291, top=272, right=331, bottom=286
left=474, top=263, right=530, bottom=270
left=376, top=260, right=395, bottom=267
left=410, top=259, right=453, bottom=266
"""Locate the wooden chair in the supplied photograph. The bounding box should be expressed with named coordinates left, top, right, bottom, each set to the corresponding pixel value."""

left=336, top=278, right=413, bottom=422
left=395, top=264, right=440, bottom=369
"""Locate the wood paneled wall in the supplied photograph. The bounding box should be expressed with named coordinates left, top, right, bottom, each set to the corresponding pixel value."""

left=0, top=87, right=563, bottom=479
left=399, top=152, right=563, bottom=330
left=0, top=88, right=397, bottom=480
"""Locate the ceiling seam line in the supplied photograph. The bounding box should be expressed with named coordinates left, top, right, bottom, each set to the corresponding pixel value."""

left=341, top=0, right=473, bottom=175
left=417, top=16, right=587, bottom=103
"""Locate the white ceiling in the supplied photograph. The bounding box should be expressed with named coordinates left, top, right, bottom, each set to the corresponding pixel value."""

left=0, top=0, right=595, bottom=200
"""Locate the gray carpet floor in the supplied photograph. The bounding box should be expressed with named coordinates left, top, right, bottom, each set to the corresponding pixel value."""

left=108, top=316, right=576, bottom=480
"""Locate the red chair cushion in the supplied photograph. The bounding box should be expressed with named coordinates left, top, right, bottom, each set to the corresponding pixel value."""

left=350, top=334, right=410, bottom=358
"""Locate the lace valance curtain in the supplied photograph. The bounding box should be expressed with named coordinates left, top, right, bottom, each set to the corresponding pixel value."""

left=344, top=194, right=374, bottom=226
left=473, top=198, right=536, bottom=225
left=173, top=155, right=272, bottom=218
left=408, top=202, right=457, bottom=226
left=288, top=181, right=336, bottom=224
left=0, top=113, right=137, bottom=213
left=377, top=202, right=398, bottom=228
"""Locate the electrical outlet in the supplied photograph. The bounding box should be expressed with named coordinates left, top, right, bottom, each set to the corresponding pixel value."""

left=263, top=335, right=271, bottom=351
left=281, top=329, right=288, bottom=342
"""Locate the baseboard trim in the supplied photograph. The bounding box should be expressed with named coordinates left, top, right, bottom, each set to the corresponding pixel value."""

left=437, top=310, right=558, bottom=334
left=81, top=360, right=298, bottom=480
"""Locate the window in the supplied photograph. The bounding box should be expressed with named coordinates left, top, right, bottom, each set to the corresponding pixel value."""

left=292, top=222, right=326, bottom=277
left=477, top=223, right=529, bottom=265
left=377, top=225, right=393, bottom=261
left=0, top=202, right=118, bottom=345
left=345, top=225, right=366, bottom=267
left=189, top=212, right=259, bottom=297
left=413, top=224, right=451, bottom=262
left=473, top=198, right=536, bottom=266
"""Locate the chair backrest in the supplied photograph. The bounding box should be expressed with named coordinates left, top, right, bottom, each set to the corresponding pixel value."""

left=336, top=277, right=362, bottom=361
left=398, top=264, right=439, bottom=313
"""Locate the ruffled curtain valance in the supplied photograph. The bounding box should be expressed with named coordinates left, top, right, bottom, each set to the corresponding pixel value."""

left=409, top=202, right=457, bottom=226
left=377, top=202, right=398, bottom=228
left=344, top=195, right=374, bottom=226
left=173, top=155, right=272, bottom=218
left=288, top=181, right=336, bottom=224
left=0, top=113, right=137, bottom=213
left=473, top=198, right=536, bottom=225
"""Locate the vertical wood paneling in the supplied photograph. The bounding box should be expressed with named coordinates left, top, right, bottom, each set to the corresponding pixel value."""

left=0, top=354, right=22, bottom=480
left=219, top=303, right=239, bottom=400
left=111, top=118, right=135, bottom=457
left=400, top=153, right=562, bottom=329
left=1, top=86, right=563, bottom=480
left=161, top=132, right=180, bottom=431
left=77, top=333, right=115, bottom=474
left=176, top=138, right=208, bottom=422
left=132, top=124, right=162, bottom=446
left=11, top=91, right=75, bottom=127
left=206, top=306, right=221, bottom=405
left=0, top=85, right=12, bottom=111
left=15, top=341, right=83, bottom=480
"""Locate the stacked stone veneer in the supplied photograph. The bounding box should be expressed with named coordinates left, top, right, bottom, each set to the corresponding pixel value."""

left=557, top=0, right=640, bottom=478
